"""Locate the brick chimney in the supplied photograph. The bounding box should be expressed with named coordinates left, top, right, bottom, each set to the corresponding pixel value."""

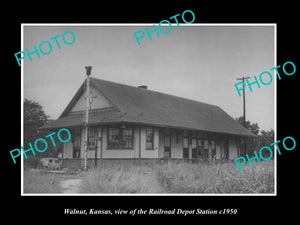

left=138, top=85, right=148, bottom=89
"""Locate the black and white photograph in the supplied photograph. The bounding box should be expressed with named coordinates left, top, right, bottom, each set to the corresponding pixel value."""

left=4, top=5, right=298, bottom=221
left=22, top=24, right=275, bottom=195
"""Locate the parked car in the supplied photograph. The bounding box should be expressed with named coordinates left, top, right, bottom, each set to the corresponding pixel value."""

left=40, top=158, right=60, bottom=170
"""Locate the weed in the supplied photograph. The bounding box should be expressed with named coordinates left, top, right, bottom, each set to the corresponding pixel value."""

left=78, top=160, right=274, bottom=194
left=23, top=169, right=61, bottom=193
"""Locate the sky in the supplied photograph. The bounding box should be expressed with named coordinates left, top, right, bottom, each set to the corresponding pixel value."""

left=23, top=24, right=275, bottom=131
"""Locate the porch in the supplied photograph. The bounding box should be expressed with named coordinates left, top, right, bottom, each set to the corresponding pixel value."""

left=59, top=124, right=245, bottom=169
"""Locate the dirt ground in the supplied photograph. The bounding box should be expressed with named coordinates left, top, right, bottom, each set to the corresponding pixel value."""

left=45, top=170, right=82, bottom=194
left=60, top=178, right=81, bottom=193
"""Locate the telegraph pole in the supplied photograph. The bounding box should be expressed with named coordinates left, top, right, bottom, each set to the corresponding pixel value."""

left=84, top=66, right=92, bottom=170
left=236, top=76, right=250, bottom=155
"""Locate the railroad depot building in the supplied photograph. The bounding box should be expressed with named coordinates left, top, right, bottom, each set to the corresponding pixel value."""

left=41, top=76, right=255, bottom=169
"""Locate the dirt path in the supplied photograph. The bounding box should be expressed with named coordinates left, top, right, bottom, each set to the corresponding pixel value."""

left=60, top=178, right=81, bottom=193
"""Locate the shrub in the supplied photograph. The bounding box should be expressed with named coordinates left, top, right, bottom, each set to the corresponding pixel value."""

left=24, top=156, right=43, bottom=170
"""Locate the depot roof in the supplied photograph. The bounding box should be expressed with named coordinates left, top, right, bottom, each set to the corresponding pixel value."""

left=41, top=77, right=255, bottom=137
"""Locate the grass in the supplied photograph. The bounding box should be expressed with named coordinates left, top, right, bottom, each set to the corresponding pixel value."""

left=22, top=160, right=274, bottom=194
left=23, top=169, right=62, bottom=193
left=79, top=164, right=162, bottom=193
left=156, top=160, right=274, bottom=193
left=79, top=160, right=274, bottom=194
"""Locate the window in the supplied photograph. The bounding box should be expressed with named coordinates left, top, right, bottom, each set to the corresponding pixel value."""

left=164, top=135, right=171, bottom=147
left=204, top=140, right=209, bottom=149
left=146, top=128, right=154, bottom=150
left=183, top=137, right=189, bottom=148
left=108, top=127, right=133, bottom=149
left=211, top=140, right=216, bottom=150
left=191, top=139, right=197, bottom=149
left=121, top=128, right=133, bottom=149
left=197, top=139, right=202, bottom=147
left=88, top=128, right=96, bottom=149
left=108, top=128, right=120, bottom=149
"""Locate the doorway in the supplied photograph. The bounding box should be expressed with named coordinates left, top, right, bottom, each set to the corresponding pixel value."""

left=73, top=132, right=81, bottom=158
left=183, top=137, right=189, bottom=159
left=191, top=138, right=197, bottom=159
left=220, top=136, right=229, bottom=161
left=164, top=134, right=171, bottom=159
left=224, top=138, right=229, bottom=160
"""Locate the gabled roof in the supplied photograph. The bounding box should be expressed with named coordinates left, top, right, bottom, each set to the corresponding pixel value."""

left=41, top=77, right=255, bottom=137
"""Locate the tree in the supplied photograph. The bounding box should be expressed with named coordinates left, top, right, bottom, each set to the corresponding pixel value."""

left=23, top=99, right=62, bottom=168
left=24, top=98, right=49, bottom=145
left=235, top=116, right=259, bottom=155
left=235, top=117, right=274, bottom=156
left=235, top=116, right=260, bottom=136
left=257, top=129, right=275, bottom=158
left=260, top=129, right=274, bottom=145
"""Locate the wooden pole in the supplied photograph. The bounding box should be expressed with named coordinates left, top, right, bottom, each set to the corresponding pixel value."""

left=84, top=66, right=92, bottom=170
left=100, top=128, right=103, bottom=169
left=94, top=129, right=98, bottom=167
left=237, top=76, right=250, bottom=155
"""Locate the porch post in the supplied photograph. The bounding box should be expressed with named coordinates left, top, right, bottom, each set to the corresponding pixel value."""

left=139, top=127, right=141, bottom=165
left=94, top=129, right=98, bottom=167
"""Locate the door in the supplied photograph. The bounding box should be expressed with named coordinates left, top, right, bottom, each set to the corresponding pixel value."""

left=191, top=138, right=197, bottom=159
left=164, top=135, right=171, bottom=159
left=73, top=134, right=81, bottom=158
left=203, top=139, right=209, bottom=160
left=197, top=138, right=203, bottom=159
left=87, top=128, right=97, bottom=150
left=224, top=138, right=229, bottom=160
left=220, top=136, right=229, bottom=161
left=183, top=137, right=189, bottom=159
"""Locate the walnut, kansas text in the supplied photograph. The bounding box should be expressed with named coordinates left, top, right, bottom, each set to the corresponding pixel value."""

left=64, top=208, right=113, bottom=215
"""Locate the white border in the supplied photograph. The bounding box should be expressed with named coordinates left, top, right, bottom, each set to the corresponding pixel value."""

left=274, top=24, right=277, bottom=196
left=21, top=23, right=277, bottom=196
left=21, top=23, right=24, bottom=195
